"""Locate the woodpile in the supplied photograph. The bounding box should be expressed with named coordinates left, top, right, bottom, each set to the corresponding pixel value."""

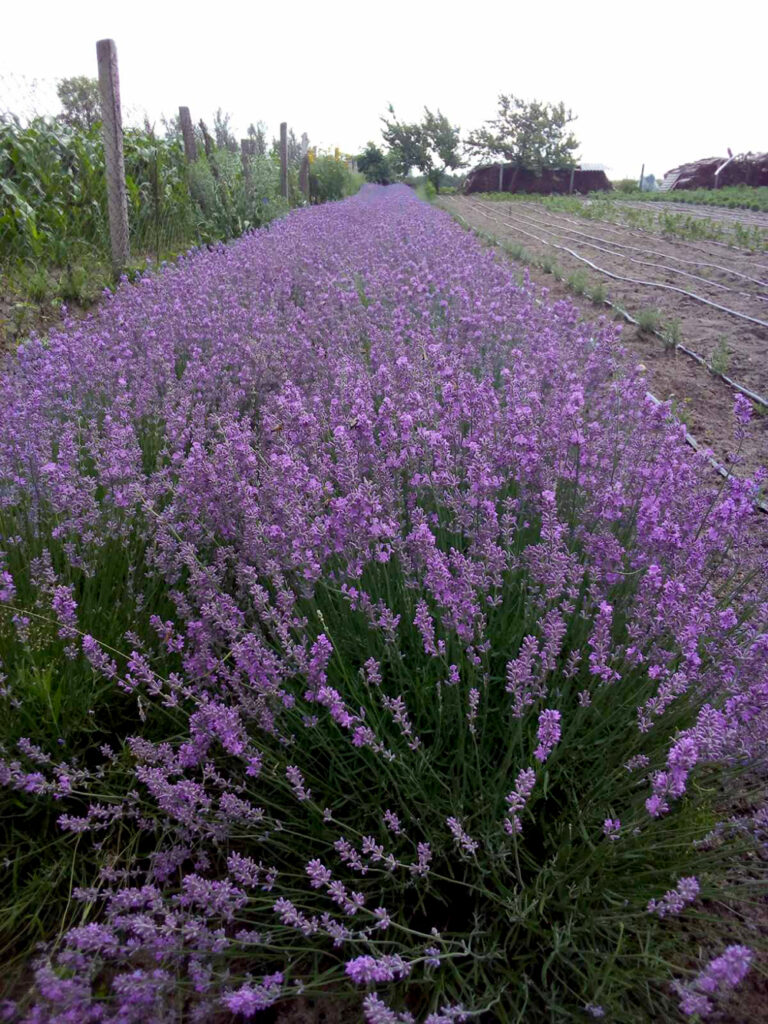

left=663, top=153, right=768, bottom=191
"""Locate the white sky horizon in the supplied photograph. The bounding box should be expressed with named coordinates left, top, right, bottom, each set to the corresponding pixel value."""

left=2, top=0, right=766, bottom=182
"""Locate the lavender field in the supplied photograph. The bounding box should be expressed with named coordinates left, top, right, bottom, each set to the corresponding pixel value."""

left=0, top=185, right=765, bottom=1022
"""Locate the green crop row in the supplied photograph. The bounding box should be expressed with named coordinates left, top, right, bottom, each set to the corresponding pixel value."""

left=622, top=185, right=768, bottom=213
left=474, top=192, right=768, bottom=251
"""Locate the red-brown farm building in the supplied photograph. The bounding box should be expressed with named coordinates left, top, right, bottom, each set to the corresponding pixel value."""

left=463, top=163, right=612, bottom=195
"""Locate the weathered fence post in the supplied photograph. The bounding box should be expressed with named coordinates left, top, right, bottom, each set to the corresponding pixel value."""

left=280, top=122, right=288, bottom=199
left=179, top=106, right=197, bottom=162
left=298, top=132, right=310, bottom=203
left=569, top=168, right=575, bottom=195
left=199, top=120, right=214, bottom=160
left=638, top=163, right=645, bottom=191
left=498, top=163, right=503, bottom=191
left=96, top=38, right=130, bottom=276
left=299, top=154, right=310, bottom=203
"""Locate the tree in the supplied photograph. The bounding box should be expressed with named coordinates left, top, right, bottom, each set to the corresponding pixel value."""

left=466, top=94, right=579, bottom=173
left=381, top=106, right=462, bottom=193
left=56, top=76, right=101, bottom=132
left=357, top=142, right=392, bottom=184
left=380, top=111, right=426, bottom=179
left=422, top=108, right=463, bottom=189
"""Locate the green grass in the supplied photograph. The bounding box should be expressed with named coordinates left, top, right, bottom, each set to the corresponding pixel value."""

left=623, top=185, right=768, bottom=213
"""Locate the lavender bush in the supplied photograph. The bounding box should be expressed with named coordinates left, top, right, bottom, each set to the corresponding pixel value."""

left=0, top=185, right=766, bottom=1022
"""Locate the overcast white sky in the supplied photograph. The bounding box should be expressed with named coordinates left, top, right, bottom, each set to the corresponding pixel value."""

left=2, top=0, right=766, bottom=180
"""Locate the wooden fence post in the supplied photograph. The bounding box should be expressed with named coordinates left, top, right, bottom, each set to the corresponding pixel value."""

left=569, top=168, right=575, bottom=195
left=96, top=38, right=130, bottom=275
left=280, top=122, right=288, bottom=199
left=179, top=106, right=197, bottom=162
left=199, top=120, right=214, bottom=159
left=639, top=163, right=645, bottom=191
left=299, top=154, right=310, bottom=203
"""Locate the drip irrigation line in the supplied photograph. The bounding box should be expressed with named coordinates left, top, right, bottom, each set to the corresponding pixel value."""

left=445, top=205, right=767, bottom=516
left=469, top=199, right=768, bottom=409
left=511, top=197, right=768, bottom=265
left=453, top=201, right=768, bottom=408
left=494, top=201, right=768, bottom=289
left=675, top=347, right=768, bottom=408
left=466, top=200, right=768, bottom=331
left=600, top=297, right=768, bottom=410
left=644, top=392, right=768, bottom=514
left=482, top=202, right=767, bottom=302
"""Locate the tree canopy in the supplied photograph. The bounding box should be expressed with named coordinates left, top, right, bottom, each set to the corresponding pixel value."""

left=56, top=76, right=101, bottom=132
left=465, top=94, right=579, bottom=173
left=381, top=106, right=463, bottom=192
left=357, top=142, right=392, bottom=185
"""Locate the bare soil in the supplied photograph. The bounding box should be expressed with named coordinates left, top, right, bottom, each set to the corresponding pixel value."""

left=617, top=198, right=768, bottom=232
left=439, top=195, right=768, bottom=482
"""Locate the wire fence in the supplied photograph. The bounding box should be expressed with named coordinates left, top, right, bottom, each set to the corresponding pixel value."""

left=0, top=43, right=365, bottom=353
left=0, top=58, right=312, bottom=282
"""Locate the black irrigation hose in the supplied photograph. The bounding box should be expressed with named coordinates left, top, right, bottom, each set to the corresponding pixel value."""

left=496, top=197, right=768, bottom=280
left=603, top=299, right=768, bottom=410
left=467, top=198, right=768, bottom=410
left=467, top=199, right=768, bottom=331
left=644, top=393, right=768, bottom=514
left=481, top=202, right=767, bottom=303
left=591, top=199, right=768, bottom=256
left=495, top=201, right=768, bottom=290
left=446, top=206, right=768, bottom=515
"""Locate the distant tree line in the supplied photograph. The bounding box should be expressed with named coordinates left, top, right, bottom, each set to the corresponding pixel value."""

left=356, top=94, right=581, bottom=193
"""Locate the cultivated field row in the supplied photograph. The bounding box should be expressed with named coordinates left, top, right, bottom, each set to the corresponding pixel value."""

left=441, top=194, right=768, bottom=482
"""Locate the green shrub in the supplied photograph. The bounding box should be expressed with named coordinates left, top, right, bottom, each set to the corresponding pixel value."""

left=636, top=308, right=661, bottom=333
left=663, top=317, right=682, bottom=349
left=357, top=142, right=392, bottom=184
left=566, top=269, right=588, bottom=295
left=710, top=336, right=731, bottom=375
left=310, top=157, right=364, bottom=204
left=415, top=179, right=438, bottom=202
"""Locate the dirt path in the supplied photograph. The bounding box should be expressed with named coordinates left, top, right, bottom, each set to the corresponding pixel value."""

left=438, top=195, right=768, bottom=483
